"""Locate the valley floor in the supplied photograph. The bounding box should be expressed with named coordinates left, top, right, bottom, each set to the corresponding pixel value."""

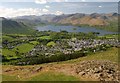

left=1, top=47, right=119, bottom=82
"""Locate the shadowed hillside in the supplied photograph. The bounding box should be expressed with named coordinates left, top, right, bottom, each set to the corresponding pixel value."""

left=1, top=17, right=35, bottom=34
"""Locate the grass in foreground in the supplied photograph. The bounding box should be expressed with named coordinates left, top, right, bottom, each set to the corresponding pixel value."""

left=2, top=47, right=118, bottom=81
left=2, top=75, right=20, bottom=81
left=2, top=71, right=80, bottom=81
left=59, top=47, right=118, bottom=64
left=30, top=71, right=80, bottom=81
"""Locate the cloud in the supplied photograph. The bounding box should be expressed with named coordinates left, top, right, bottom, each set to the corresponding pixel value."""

left=54, top=0, right=67, bottom=2
left=0, top=7, right=47, bottom=18
left=45, top=5, right=50, bottom=8
left=0, top=6, right=63, bottom=18
left=0, top=6, right=65, bottom=17
left=0, top=0, right=33, bottom=2
left=81, top=0, right=86, bottom=2
left=55, top=11, right=63, bottom=15
left=98, top=6, right=102, bottom=8
left=42, top=8, right=49, bottom=12
left=65, top=0, right=68, bottom=1
left=34, top=0, right=69, bottom=4
left=0, top=6, right=5, bottom=8
left=95, top=0, right=119, bottom=2
left=35, top=0, right=47, bottom=4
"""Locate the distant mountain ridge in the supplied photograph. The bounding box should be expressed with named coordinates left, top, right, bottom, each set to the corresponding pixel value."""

left=13, top=14, right=56, bottom=25
left=2, top=12, right=118, bottom=34
left=13, top=13, right=118, bottom=26
left=51, top=13, right=118, bottom=26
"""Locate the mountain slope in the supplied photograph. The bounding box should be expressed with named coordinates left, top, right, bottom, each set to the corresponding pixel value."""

left=13, top=14, right=56, bottom=25
left=51, top=13, right=118, bottom=32
left=2, top=17, right=34, bottom=34
left=54, top=13, right=118, bottom=26
left=13, top=13, right=118, bottom=26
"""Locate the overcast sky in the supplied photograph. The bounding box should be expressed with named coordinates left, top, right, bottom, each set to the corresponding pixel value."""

left=0, top=0, right=119, bottom=18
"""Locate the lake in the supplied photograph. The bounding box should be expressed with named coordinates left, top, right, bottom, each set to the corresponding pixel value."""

left=36, top=25, right=117, bottom=35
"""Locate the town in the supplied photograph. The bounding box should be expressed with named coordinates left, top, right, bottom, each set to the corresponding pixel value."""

left=2, top=31, right=119, bottom=65
left=26, top=38, right=119, bottom=57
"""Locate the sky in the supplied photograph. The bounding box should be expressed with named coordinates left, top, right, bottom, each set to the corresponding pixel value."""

left=0, top=0, right=119, bottom=18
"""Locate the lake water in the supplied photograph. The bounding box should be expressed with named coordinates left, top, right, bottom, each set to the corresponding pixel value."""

left=36, top=25, right=117, bottom=35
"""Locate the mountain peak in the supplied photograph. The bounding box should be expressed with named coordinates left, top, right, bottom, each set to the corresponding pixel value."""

left=90, top=13, right=100, bottom=18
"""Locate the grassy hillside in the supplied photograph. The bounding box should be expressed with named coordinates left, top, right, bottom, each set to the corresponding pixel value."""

left=2, top=71, right=80, bottom=81
left=13, top=43, right=35, bottom=53
left=2, top=75, right=20, bottom=81
left=2, top=18, right=35, bottom=34
left=2, top=36, right=14, bottom=42
left=2, top=47, right=118, bottom=81
left=60, top=47, right=118, bottom=64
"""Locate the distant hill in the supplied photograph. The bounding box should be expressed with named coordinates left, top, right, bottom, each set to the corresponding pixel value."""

left=49, top=13, right=118, bottom=32
left=11, top=13, right=118, bottom=32
left=2, top=17, right=34, bottom=34
left=13, top=15, right=42, bottom=26
left=51, top=13, right=118, bottom=26
left=13, top=14, right=56, bottom=25
left=14, top=13, right=118, bottom=25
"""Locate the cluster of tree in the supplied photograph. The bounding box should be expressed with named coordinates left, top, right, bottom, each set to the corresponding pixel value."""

left=5, top=51, right=86, bottom=65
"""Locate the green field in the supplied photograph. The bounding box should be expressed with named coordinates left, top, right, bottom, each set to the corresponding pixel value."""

left=2, top=49, right=18, bottom=60
left=2, top=36, right=14, bottom=41
left=13, top=43, right=35, bottom=53
left=2, top=49, right=16, bottom=56
left=98, top=34, right=118, bottom=39
left=38, top=36, right=52, bottom=40
left=2, top=43, right=36, bottom=60
left=29, top=41, right=39, bottom=45
left=47, top=41, right=56, bottom=47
